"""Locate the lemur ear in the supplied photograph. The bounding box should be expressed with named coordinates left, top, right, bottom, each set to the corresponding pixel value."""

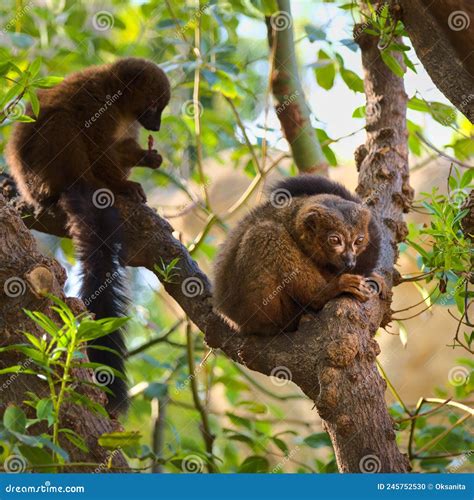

left=298, top=203, right=332, bottom=231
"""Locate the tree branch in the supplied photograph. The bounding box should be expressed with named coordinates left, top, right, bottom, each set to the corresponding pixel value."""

left=265, top=0, right=328, bottom=175
left=394, top=0, right=474, bottom=122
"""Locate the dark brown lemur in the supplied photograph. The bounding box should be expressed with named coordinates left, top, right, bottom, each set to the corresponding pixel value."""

left=213, top=175, right=386, bottom=336
left=6, top=57, right=171, bottom=414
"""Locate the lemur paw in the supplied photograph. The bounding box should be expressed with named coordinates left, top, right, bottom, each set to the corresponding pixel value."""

left=338, top=274, right=374, bottom=302
left=141, top=150, right=162, bottom=169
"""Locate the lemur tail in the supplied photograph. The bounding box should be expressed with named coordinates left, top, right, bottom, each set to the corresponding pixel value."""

left=59, top=183, right=129, bottom=414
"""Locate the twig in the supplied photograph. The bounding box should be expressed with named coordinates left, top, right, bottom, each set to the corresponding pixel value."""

left=192, top=5, right=211, bottom=209
left=224, top=96, right=262, bottom=174
left=151, top=396, right=167, bottom=473
left=233, top=364, right=305, bottom=401
left=126, top=320, right=184, bottom=358
left=376, top=361, right=411, bottom=415
left=185, top=318, right=216, bottom=472
left=416, top=132, right=474, bottom=169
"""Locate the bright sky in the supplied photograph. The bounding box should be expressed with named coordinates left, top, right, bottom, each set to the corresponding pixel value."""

left=238, top=1, right=454, bottom=164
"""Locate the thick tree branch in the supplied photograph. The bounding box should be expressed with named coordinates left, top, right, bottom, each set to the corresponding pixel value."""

left=265, top=0, right=328, bottom=175
left=394, top=0, right=474, bottom=122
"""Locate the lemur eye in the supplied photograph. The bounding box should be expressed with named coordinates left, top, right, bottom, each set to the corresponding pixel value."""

left=355, top=236, right=365, bottom=245
left=328, top=235, right=342, bottom=246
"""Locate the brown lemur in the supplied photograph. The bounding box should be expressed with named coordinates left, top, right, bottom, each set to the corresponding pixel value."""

left=6, top=58, right=170, bottom=413
left=213, top=175, right=386, bottom=336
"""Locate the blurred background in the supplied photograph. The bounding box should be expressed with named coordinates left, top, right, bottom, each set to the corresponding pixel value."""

left=0, top=0, right=472, bottom=473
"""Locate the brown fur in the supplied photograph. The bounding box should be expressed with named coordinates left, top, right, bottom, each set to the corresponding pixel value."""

left=6, top=57, right=170, bottom=206
left=5, top=58, right=170, bottom=412
left=213, top=176, right=385, bottom=336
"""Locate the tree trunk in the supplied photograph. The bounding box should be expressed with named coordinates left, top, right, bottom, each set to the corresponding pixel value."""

left=0, top=195, right=128, bottom=472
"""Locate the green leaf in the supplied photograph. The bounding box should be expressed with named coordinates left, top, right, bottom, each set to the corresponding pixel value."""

left=98, top=431, right=141, bottom=449
left=0, top=366, right=37, bottom=376
left=250, top=0, right=278, bottom=15
left=380, top=51, right=405, bottom=77
left=314, top=50, right=335, bottom=90
left=304, top=25, right=326, bottom=42
left=28, top=59, right=42, bottom=79
left=211, top=71, right=239, bottom=99
left=272, top=436, right=289, bottom=455
left=303, top=432, right=332, bottom=449
left=60, top=429, right=88, bottom=453
left=3, top=406, right=27, bottom=434
left=340, top=68, right=364, bottom=92
left=14, top=114, right=36, bottom=123
left=36, top=399, right=54, bottom=426
left=27, top=90, right=40, bottom=117
left=33, top=76, right=63, bottom=88
left=18, top=445, right=53, bottom=471
left=227, top=413, right=253, bottom=430
left=238, top=455, right=269, bottom=473
left=397, top=320, right=408, bottom=348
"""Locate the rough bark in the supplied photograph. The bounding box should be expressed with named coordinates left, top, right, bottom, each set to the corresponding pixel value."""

left=0, top=195, right=128, bottom=472
left=265, top=0, right=328, bottom=175
left=395, top=0, right=474, bottom=122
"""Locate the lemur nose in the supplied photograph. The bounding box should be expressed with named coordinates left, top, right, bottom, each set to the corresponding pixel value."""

left=343, top=255, right=356, bottom=269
